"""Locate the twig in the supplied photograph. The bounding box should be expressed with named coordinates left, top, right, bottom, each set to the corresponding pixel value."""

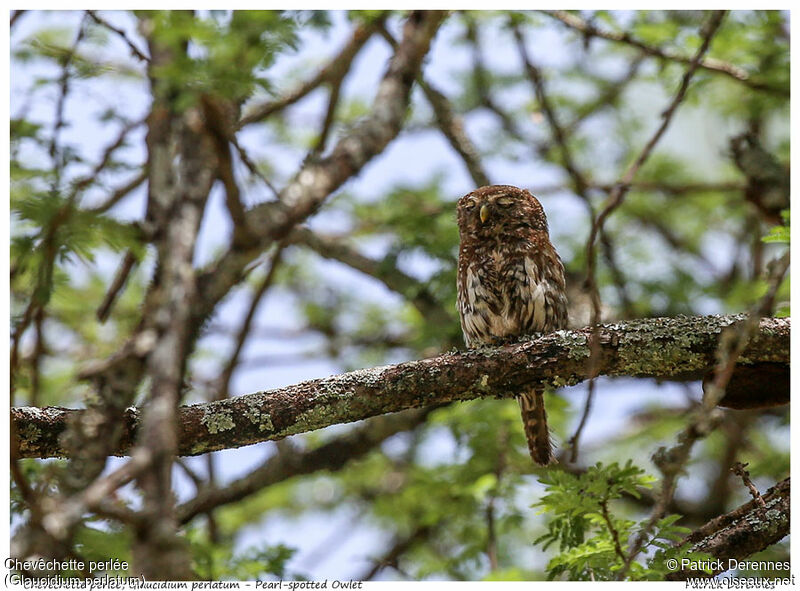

left=378, top=23, right=490, bottom=187
left=599, top=229, right=635, bottom=317
left=10, top=10, right=26, bottom=28
left=308, top=75, right=344, bottom=159
left=86, top=169, right=148, bottom=215
left=595, top=180, right=745, bottom=195
left=238, top=21, right=376, bottom=128
left=628, top=210, right=720, bottom=277
left=561, top=55, right=645, bottom=139
left=230, top=137, right=280, bottom=199
left=512, top=22, right=591, bottom=197
left=361, top=524, right=435, bottom=581
left=731, top=462, right=765, bottom=509
left=176, top=458, right=205, bottom=491
left=50, top=15, right=88, bottom=191
left=30, top=307, right=46, bottom=407
left=10, top=421, right=37, bottom=512
left=542, top=10, right=787, bottom=97
left=216, top=244, right=285, bottom=401
left=287, top=227, right=454, bottom=334
left=580, top=11, right=726, bottom=469
left=463, top=16, right=526, bottom=143
left=87, top=11, right=149, bottom=63
left=600, top=500, right=626, bottom=563
left=299, top=509, right=364, bottom=571
left=586, top=10, right=727, bottom=324
left=703, top=414, right=753, bottom=520
left=96, top=250, right=138, bottom=322
left=419, top=77, right=490, bottom=187
left=486, top=426, right=507, bottom=571
left=567, top=385, right=595, bottom=464
left=70, top=117, right=146, bottom=202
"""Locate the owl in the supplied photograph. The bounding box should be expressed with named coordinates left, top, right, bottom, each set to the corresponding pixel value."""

left=456, top=185, right=568, bottom=465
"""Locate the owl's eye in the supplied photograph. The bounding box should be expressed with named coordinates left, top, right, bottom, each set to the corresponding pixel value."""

left=463, top=199, right=477, bottom=209
left=496, top=196, right=515, bottom=206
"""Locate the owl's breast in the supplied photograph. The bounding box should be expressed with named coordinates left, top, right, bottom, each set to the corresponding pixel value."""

left=457, top=243, right=565, bottom=346
left=458, top=248, right=526, bottom=343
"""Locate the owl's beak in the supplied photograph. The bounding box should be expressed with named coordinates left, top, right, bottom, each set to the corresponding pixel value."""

left=479, top=204, right=489, bottom=223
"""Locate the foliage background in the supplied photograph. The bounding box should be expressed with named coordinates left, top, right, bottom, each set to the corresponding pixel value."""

left=9, top=9, right=790, bottom=581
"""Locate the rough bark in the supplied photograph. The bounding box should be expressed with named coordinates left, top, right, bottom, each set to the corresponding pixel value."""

left=667, top=477, right=790, bottom=580
left=129, top=15, right=217, bottom=578
left=12, top=315, right=789, bottom=459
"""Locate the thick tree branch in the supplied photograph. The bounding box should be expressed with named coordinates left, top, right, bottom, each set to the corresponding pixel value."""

left=667, top=477, right=790, bottom=580
left=12, top=315, right=788, bottom=460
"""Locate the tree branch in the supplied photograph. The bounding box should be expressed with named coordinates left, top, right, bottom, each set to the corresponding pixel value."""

left=542, top=10, right=788, bottom=97
left=12, top=315, right=788, bottom=459
left=286, top=227, right=455, bottom=333
left=667, top=477, right=789, bottom=580
left=194, top=11, right=447, bottom=326
left=86, top=11, right=149, bottom=63
left=177, top=408, right=434, bottom=524
left=378, top=20, right=489, bottom=187
left=238, top=21, right=377, bottom=128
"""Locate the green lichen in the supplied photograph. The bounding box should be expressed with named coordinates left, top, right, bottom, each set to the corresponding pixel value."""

left=201, top=407, right=235, bottom=434
left=764, top=508, right=784, bottom=522
left=190, top=442, right=209, bottom=455
left=289, top=400, right=350, bottom=436
left=559, top=331, right=590, bottom=360
left=242, top=398, right=274, bottom=432
left=615, top=318, right=715, bottom=375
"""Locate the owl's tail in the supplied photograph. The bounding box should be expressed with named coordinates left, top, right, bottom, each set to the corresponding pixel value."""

left=517, top=389, right=554, bottom=465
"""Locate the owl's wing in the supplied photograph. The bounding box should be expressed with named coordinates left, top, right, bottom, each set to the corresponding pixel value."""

left=459, top=263, right=504, bottom=346
left=517, top=252, right=568, bottom=334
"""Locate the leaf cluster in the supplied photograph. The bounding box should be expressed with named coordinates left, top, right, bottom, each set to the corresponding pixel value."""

left=535, top=461, right=712, bottom=580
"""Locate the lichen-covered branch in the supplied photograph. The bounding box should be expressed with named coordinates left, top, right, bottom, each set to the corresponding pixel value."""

left=12, top=315, right=789, bottom=460
left=667, top=477, right=790, bottom=580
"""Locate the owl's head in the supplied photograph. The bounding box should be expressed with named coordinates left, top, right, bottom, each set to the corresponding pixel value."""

left=457, top=185, right=549, bottom=239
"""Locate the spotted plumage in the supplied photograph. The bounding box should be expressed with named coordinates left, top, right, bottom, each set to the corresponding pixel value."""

left=456, top=185, right=567, bottom=465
